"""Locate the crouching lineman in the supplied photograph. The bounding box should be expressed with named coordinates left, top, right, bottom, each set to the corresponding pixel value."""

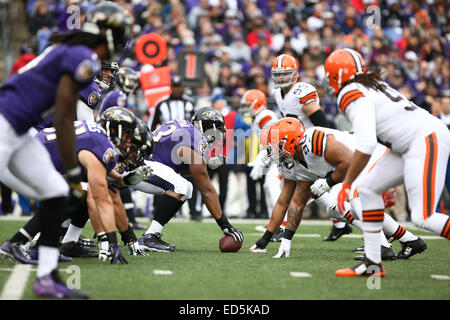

left=133, top=108, right=244, bottom=252
left=324, top=48, right=450, bottom=277
left=1, top=113, right=150, bottom=265
left=0, top=0, right=132, bottom=299
left=250, top=118, right=425, bottom=263
left=270, top=53, right=352, bottom=240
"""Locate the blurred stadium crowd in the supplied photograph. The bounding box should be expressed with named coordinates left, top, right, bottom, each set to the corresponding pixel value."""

left=1, top=0, right=450, bottom=220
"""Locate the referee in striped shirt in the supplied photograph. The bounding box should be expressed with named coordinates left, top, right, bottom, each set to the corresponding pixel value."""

left=148, top=74, right=195, bottom=130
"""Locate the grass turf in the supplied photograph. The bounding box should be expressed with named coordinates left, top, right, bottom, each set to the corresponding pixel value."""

left=0, top=219, right=449, bottom=300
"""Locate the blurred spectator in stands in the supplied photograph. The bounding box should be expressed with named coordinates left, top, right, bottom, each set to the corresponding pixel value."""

left=337, top=5, right=362, bottom=35
left=246, top=12, right=272, bottom=50
left=229, top=34, right=251, bottom=63
left=29, top=0, right=56, bottom=34
left=9, top=45, right=36, bottom=76
left=403, top=51, right=420, bottom=80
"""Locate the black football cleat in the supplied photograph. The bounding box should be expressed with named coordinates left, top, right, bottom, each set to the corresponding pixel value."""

left=138, top=233, right=175, bottom=252
left=396, top=237, right=427, bottom=259
left=354, top=245, right=396, bottom=261
left=323, top=223, right=352, bottom=241
left=60, top=241, right=98, bottom=258
left=78, top=236, right=96, bottom=248
left=270, top=227, right=284, bottom=242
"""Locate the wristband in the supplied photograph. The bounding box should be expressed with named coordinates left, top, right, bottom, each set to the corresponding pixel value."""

left=262, top=230, right=274, bottom=242
left=325, top=172, right=338, bottom=187
left=283, top=229, right=295, bottom=240
left=120, top=226, right=137, bottom=245
left=215, top=214, right=231, bottom=229
left=106, top=232, right=118, bottom=248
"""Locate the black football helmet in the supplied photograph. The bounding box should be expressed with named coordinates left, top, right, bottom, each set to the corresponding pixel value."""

left=191, top=107, right=226, bottom=145
left=82, top=1, right=133, bottom=59
left=98, top=107, right=137, bottom=160
left=122, top=118, right=152, bottom=170
left=116, top=67, right=140, bottom=94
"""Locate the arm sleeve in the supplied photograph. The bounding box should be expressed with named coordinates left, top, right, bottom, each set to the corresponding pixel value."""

left=308, top=109, right=329, bottom=128
left=346, top=98, right=378, bottom=155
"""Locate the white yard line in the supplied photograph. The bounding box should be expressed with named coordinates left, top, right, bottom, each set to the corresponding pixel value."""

left=0, top=264, right=33, bottom=300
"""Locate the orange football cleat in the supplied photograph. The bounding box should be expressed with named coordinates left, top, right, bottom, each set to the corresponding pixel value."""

left=336, top=257, right=385, bottom=277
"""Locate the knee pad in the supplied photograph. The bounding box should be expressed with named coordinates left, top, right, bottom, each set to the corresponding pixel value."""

left=177, top=180, right=193, bottom=201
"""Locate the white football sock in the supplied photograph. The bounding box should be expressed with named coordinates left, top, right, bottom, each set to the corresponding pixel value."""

left=62, top=225, right=83, bottom=244
left=146, top=220, right=163, bottom=235
left=363, top=222, right=383, bottom=264
left=383, top=213, right=417, bottom=243
left=37, top=246, right=59, bottom=278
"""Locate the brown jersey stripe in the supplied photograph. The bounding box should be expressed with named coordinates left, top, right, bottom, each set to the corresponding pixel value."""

left=441, top=217, right=450, bottom=239
left=299, top=91, right=318, bottom=104
left=344, top=212, right=354, bottom=223
left=362, top=210, right=384, bottom=222
left=258, top=115, right=272, bottom=129
left=311, top=130, right=319, bottom=154
left=423, top=133, right=438, bottom=220
left=392, top=226, right=406, bottom=240
left=340, top=91, right=365, bottom=113
left=312, top=130, right=325, bottom=156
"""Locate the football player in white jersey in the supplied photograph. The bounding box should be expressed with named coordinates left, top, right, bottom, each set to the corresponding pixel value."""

left=249, top=118, right=423, bottom=261
left=271, top=53, right=352, bottom=240
left=239, top=89, right=285, bottom=239
left=324, top=48, right=450, bottom=277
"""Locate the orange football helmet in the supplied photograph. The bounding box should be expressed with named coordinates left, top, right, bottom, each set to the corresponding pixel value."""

left=324, top=48, right=366, bottom=96
left=271, top=54, right=299, bottom=89
left=240, top=89, right=267, bottom=116
left=263, top=118, right=305, bottom=166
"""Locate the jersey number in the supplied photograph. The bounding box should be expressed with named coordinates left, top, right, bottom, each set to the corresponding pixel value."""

left=380, top=86, right=417, bottom=111
left=153, top=124, right=177, bottom=143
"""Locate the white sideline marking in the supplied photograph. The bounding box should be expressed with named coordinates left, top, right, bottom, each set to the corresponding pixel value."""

left=290, top=272, right=312, bottom=278
left=431, top=274, right=450, bottom=280
left=153, top=270, right=173, bottom=275
left=248, top=233, right=321, bottom=238
left=0, top=264, right=32, bottom=300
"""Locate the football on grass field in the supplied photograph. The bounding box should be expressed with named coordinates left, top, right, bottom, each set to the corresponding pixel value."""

left=219, top=234, right=242, bottom=252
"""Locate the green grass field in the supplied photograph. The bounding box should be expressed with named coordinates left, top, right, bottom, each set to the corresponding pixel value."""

left=0, top=218, right=449, bottom=300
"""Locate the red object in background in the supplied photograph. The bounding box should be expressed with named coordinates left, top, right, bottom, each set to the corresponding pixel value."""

left=382, top=188, right=396, bottom=208
left=9, top=53, right=36, bottom=76
left=140, top=66, right=171, bottom=111
left=135, top=33, right=167, bottom=66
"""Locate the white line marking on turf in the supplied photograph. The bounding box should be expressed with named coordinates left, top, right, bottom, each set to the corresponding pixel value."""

left=431, top=274, right=450, bottom=280
left=0, top=264, right=32, bottom=300
left=248, top=233, right=321, bottom=238
left=290, top=272, right=312, bottom=278
left=153, top=270, right=173, bottom=275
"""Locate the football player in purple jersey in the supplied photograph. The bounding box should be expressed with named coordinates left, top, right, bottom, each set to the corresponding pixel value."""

left=134, top=108, right=244, bottom=252
left=0, top=2, right=132, bottom=299
left=1, top=115, right=150, bottom=262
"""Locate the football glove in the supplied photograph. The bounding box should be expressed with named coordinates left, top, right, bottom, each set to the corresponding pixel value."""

left=249, top=238, right=269, bottom=252
left=272, top=238, right=291, bottom=258
left=215, top=215, right=244, bottom=242
left=249, top=161, right=264, bottom=181
left=127, top=241, right=148, bottom=256
left=207, top=154, right=226, bottom=170
left=337, top=183, right=351, bottom=216
left=98, top=239, right=110, bottom=262
left=310, top=178, right=331, bottom=198
left=122, top=165, right=152, bottom=186
left=109, top=245, right=128, bottom=265
left=222, top=226, right=244, bottom=243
